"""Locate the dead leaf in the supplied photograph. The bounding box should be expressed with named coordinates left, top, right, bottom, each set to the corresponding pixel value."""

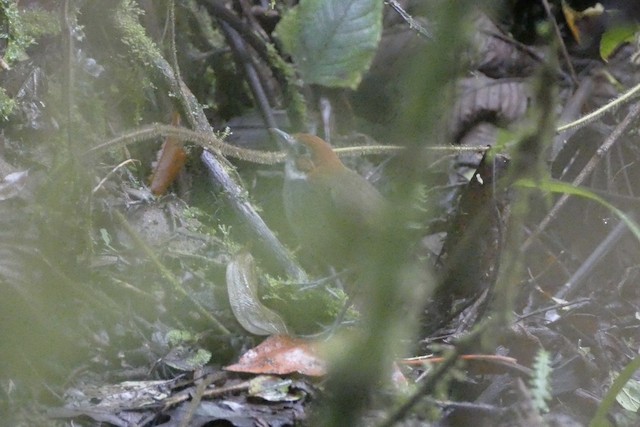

left=149, top=112, right=187, bottom=195
left=224, top=335, right=326, bottom=377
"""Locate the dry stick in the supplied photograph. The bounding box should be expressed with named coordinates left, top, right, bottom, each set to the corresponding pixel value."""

left=237, top=0, right=271, bottom=42
left=85, top=123, right=411, bottom=164
left=521, top=101, right=640, bottom=252
left=550, top=75, right=595, bottom=162
left=555, top=217, right=631, bottom=301
left=220, top=20, right=277, bottom=129
left=85, top=124, right=285, bottom=164
left=204, top=0, right=296, bottom=118
left=479, top=29, right=546, bottom=67
left=386, top=0, right=432, bottom=39
left=179, top=374, right=215, bottom=427
left=540, top=0, right=578, bottom=86
left=380, top=323, right=487, bottom=427
left=201, top=0, right=276, bottom=80
left=380, top=349, right=461, bottom=427
left=556, top=80, right=640, bottom=133
left=168, top=0, right=181, bottom=87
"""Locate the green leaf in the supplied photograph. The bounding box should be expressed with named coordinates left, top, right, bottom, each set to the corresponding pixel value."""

left=600, top=23, right=638, bottom=61
left=616, top=377, right=640, bottom=413
left=275, top=0, right=382, bottom=89
left=590, top=356, right=640, bottom=427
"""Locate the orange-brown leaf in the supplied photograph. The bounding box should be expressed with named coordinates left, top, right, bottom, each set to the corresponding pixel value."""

left=224, top=335, right=327, bottom=377
left=149, top=113, right=186, bottom=195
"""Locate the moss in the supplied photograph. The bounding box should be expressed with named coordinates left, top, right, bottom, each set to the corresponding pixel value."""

left=0, top=2, right=60, bottom=64
left=90, top=1, right=166, bottom=127
left=183, top=0, right=225, bottom=49
left=266, top=42, right=307, bottom=128
left=262, top=275, right=357, bottom=333
left=113, top=0, right=163, bottom=67
left=0, top=87, right=15, bottom=120
left=1, top=0, right=34, bottom=63
left=20, top=8, right=59, bottom=40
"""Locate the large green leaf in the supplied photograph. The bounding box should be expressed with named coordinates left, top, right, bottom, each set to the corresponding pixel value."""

left=275, top=0, right=382, bottom=89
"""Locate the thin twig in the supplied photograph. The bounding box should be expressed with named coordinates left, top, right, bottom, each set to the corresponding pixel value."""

left=555, top=217, right=631, bottom=300
left=523, top=101, right=640, bottom=251
left=550, top=75, right=595, bottom=161
left=168, top=0, right=183, bottom=98
left=84, top=123, right=414, bottom=164
left=179, top=374, right=215, bottom=427
left=220, top=20, right=277, bottom=129
left=91, top=158, right=140, bottom=194
left=62, top=0, right=75, bottom=153
left=88, top=123, right=487, bottom=164
left=556, top=80, right=640, bottom=133
left=540, top=0, right=578, bottom=85
left=385, top=0, right=432, bottom=39
left=202, top=0, right=280, bottom=80
left=380, top=323, right=487, bottom=427
left=85, top=124, right=284, bottom=164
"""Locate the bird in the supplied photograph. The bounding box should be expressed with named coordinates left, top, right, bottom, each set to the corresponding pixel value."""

left=270, top=129, right=387, bottom=268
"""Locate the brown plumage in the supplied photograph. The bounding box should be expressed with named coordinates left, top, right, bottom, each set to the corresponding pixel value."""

left=271, top=130, right=386, bottom=266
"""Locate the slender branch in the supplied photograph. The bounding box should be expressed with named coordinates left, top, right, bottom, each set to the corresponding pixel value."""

left=540, top=0, right=578, bottom=85
left=85, top=124, right=285, bottom=164
left=168, top=0, right=182, bottom=89
left=380, top=323, right=488, bottom=427
left=201, top=0, right=277, bottom=78
left=86, top=124, right=482, bottom=164
left=523, top=101, right=640, bottom=251
left=385, top=0, right=432, bottom=39
left=219, top=20, right=277, bottom=129
left=556, top=80, right=640, bottom=133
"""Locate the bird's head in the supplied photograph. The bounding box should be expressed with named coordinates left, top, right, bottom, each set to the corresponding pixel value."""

left=270, top=129, right=345, bottom=181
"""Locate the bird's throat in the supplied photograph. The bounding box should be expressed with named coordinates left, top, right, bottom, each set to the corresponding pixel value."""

left=284, top=161, right=309, bottom=182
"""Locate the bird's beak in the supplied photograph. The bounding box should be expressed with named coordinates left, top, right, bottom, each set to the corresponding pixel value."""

left=269, top=128, right=298, bottom=153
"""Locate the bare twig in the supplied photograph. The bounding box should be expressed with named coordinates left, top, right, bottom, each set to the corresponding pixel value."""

left=540, top=0, right=578, bottom=85
left=556, top=80, right=640, bottom=133
left=168, top=0, right=182, bottom=89
left=550, top=75, right=595, bottom=161
left=522, top=102, right=640, bottom=251
left=555, top=217, right=631, bottom=300
left=219, top=20, right=277, bottom=129
left=85, top=123, right=409, bottom=163
left=201, top=0, right=279, bottom=79
left=380, top=323, right=487, bottom=427
left=385, top=0, right=432, bottom=39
